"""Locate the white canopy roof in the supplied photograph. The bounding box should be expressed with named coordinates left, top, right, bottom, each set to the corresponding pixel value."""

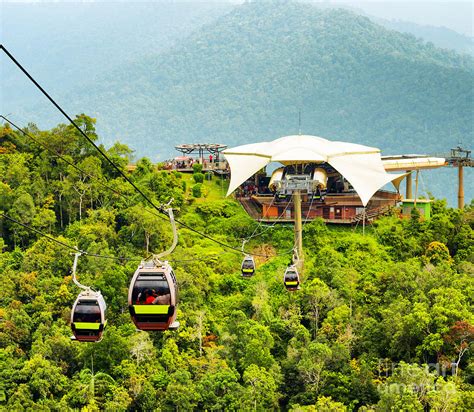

left=223, top=134, right=405, bottom=206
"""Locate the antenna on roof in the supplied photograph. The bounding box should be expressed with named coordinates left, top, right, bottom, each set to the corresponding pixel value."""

left=298, top=109, right=302, bottom=135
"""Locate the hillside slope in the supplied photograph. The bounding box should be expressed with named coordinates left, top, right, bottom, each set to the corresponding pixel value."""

left=1, top=119, right=473, bottom=410
left=10, top=1, right=473, bottom=203
left=1, top=1, right=232, bottom=111
left=48, top=2, right=473, bottom=154
left=374, top=19, right=473, bottom=55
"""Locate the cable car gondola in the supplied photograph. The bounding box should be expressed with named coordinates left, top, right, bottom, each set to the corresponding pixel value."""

left=69, top=251, right=108, bottom=342
left=128, top=260, right=179, bottom=331
left=283, top=265, right=300, bottom=291
left=241, top=255, right=256, bottom=277
left=71, top=290, right=107, bottom=342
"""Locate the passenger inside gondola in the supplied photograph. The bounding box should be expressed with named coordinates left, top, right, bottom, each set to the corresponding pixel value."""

left=153, top=290, right=171, bottom=305
left=242, top=259, right=254, bottom=271
left=73, top=302, right=101, bottom=323
left=132, top=276, right=171, bottom=305
left=286, top=272, right=298, bottom=282
left=145, top=289, right=156, bottom=304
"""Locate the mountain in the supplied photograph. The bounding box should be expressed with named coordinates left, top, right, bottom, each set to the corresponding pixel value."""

left=373, top=19, right=473, bottom=56
left=6, top=1, right=474, bottom=202
left=53, top=2, right=472, bottom=151
left=1, top=1, right=233, bottom=110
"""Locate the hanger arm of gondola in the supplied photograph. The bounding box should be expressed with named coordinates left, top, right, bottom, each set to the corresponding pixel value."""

left=71, top=250, right=91, bottom=291
left=152, top=204, right=178, bottom=263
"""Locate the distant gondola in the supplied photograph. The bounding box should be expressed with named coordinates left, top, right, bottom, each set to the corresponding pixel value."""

left=283, top=265, right=300, bottom=291
left=128, top=260, right=179, bottom=331
left=71, top=291, right=107, bottom=342
left=241, top=255, right=256, bottom=277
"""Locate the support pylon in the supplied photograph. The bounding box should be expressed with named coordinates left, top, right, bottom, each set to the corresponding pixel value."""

left=405, top=171, right=412, bottom=199
left=458, top=164, right=464, bottom=209
left=293, top=189, right=304, bottom=270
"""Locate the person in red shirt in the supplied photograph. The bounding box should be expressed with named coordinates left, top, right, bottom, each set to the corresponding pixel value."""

left=145, top=289, right=156, bottom=304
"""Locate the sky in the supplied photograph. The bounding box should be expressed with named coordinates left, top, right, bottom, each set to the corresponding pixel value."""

left=2, top=1, right=472, bottom=37
left=327, top=1, right=473, bottom=36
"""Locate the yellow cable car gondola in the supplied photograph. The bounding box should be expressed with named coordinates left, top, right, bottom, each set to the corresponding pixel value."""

left=128, top=204, right=180, bottom=331
left=70, top=251, right=107, bottom=342
left=241, top=255, right=255, bottom=277
left=128, top=260, right=179, bottom=331
left=71, top=290, right=107, bottom=342
left=283, top=265, right=300, bottom=291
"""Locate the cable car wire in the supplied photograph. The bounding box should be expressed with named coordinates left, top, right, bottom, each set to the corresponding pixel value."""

left=1, top=115, right=168, bottom=222
left=0, top=45, right=290, bottom=258
left=2, top=212, right=231, bottom=265
left=1, top=213, right=142, bottom=262
left=3, top=113, right=283, bottom=259
left=242, top=194, right=292, bottom=243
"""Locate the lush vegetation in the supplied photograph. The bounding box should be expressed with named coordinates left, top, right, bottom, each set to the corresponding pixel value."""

left=374, top=18, right=473, bottom=56
left=54, top=1, right=472, bottom=156
left=15, top=1, right=471, bottom=204
left=1, top=118, right=473, bottom=410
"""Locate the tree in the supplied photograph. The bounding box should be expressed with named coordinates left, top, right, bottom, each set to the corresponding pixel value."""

left=19, top=354, right=68, bottom=401
left=302, top=278, right=333, bottom=339
left=242, top=364, right=280, bottom=411
left=163, top=370, right=200, bottom=411
left=297, top=342, right=332, bottom=398
left=443, top=321, right=474, bottom=377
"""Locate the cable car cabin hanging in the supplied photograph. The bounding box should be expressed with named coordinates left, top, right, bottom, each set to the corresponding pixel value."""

left=283, top=265, right=300, bottom=291
left=69, top=251, right=107, bottom=342
left=241, top=255, right=256, bottom=277
left=128, top=260, right=179, bottom=331
left=71, top=290, right=107, bottom=342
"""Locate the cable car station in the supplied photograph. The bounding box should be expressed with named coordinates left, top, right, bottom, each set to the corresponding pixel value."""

left=224, top=136, right=472, bottom=226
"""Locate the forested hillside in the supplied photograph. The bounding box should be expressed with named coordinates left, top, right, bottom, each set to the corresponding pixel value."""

left=1, top=118, right=473, bottom=410
left=373, top=19, right=473, bottom=56
left=1, top=1, right=232, bottom=112
left=4, top=1, right=473, bottom=204
left=38, top=1, right=472, bottom=156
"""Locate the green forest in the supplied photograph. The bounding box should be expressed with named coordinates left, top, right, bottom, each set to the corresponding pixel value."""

left=0, top=116, right=473, bottom=411
left=5, top=1, right=473, bottom=205
left=50, top=1, right=472, bottom=157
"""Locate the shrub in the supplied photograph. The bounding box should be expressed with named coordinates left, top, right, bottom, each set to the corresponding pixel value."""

left=193, top=173, right=204, bottom=183
left=192, top=163, right=203, bottom=174
left=192, top=184, right=202, bottom=198
left=205, top=172, right=213, bottom=181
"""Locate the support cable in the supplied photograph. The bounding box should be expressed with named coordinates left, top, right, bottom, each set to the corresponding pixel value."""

left=1, top=47, right=295, bottom=258
left=242, top=194, right=292, bottom=243
left=1, top=213, right=140, bottom=261
left=1, top=45, right=284, bottom=258
left=1, top=115, right=142, bottom=205
left=1, top=212, right=230, bottom=264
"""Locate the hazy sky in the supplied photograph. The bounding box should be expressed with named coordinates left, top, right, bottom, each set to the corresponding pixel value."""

left=1, top=0, right=473, bottom=36
left=325, top=1, right=473, bottom=36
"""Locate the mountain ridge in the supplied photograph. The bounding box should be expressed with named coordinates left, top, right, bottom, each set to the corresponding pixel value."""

left=55, top=2, right=472, bottom=151
left=9, top=1, right=473, bottom=203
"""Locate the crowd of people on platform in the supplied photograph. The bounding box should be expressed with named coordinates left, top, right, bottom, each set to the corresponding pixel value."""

left=164, top=154, right=231, bottom=171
